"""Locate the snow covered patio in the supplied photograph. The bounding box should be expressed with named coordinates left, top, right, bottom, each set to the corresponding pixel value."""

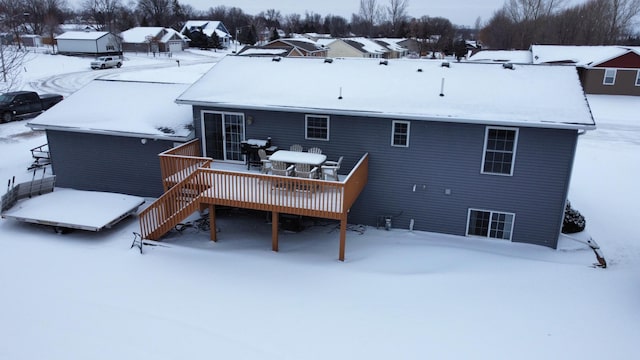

left=2, top=187, right=144, bottom=232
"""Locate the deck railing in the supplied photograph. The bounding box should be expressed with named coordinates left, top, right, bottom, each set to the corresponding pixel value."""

left=139, top=170, right=210, bottom=240
left=139, top=141, right=369, bottom=240
left=159, top=139, right=211, bottom=191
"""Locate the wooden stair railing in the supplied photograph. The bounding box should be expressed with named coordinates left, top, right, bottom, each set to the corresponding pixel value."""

left=139, top=169, right=210, bottom=240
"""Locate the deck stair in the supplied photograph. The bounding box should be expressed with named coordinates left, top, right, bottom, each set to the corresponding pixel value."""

left=139, top=170, right=210, bottom=240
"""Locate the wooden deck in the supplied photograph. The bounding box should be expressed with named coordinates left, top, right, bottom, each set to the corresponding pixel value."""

left=139, top=139, right=368, bottom=260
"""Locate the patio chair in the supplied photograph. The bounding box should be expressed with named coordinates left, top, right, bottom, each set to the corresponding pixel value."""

left=294, top=163, right=319, bottom=179
left=258, top=149, right=271, bottom=174
left=307, top=147, right=323, bottom=154
left=289, top=144, right=303, bottom=152
left=271, top=160, right=294, bottom=176
left=321, top=156, right=343, bottom=181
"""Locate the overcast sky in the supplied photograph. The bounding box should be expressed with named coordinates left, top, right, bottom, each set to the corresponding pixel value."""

left=182, top=0, right=502, bottom=27
left=179, top=0, right=589, bottom=28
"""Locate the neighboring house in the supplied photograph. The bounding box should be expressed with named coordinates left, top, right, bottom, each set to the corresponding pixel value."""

left=136, top=56, right=594, bottom=260
left=325, top=38, right=388, bottom=58
left=120, top=27, right=189, bottom=53
left=20, top=34, right=43, bottom=47
left=531, top=45, right=640, bottom=96
left=180, top=20, right=232, bottom=48
left=26, top=79, right=194, bottom=197
left=261, top=38, right=328, bottom=57
left=374, top=38, right=409, bottom=58
left=55, top=31, right=121, bottom=56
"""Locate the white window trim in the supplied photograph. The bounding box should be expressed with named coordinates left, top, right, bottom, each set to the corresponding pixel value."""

left=305, top=114, right=330, bottom=141
left=466, top=208, right=516, bottom=241
left=391, top=120, right=410, bottom=147
left=480, top=126, right=519, bottom=176
left=603, top=68, right=617, bottom=85
left=635, top=70, right=640, bottom=87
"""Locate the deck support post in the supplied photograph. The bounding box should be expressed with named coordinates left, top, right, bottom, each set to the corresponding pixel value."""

left=339, top=212, right=347, bottom=261
left=272, top=211, right=279, bottom=252
left=209, top=205, right=217, bottom=242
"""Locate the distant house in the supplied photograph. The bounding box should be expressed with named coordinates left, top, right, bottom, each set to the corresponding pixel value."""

left=325, top=38, right=388, bottom=58
left=180, top=20, right=232, bottom=48
left=262, top=38, right=328, bottom=57
left=374, top=38, right=409, bottom=58
left=120, top=27, right=189, bottom=53
left=531, top=45, right=640, bottom=96
left=131, top=56, right=595, bottom=260
left=20, top=34, right=43, bottom=47
left=26, top=79, right=194, bottom=197
left=55, top=31, right=121, bottom=56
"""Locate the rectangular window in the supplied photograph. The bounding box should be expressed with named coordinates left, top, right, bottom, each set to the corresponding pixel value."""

left=467, top=209, right=515, bottom=241
left=305, top=115, right=329, bottom=141
left=391, top=120, right=410, bottom=147
left=481, top=126, right=518, bottom=176
left=636, top=70, right=640, bottom=86
left=603, top=68, right=616, bottom=85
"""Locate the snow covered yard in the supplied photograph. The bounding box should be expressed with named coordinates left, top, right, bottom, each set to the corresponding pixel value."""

left=0, top=53, right=639, bottom=359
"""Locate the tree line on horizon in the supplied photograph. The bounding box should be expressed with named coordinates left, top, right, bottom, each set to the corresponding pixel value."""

left=0, top=0, right=638, bottom=52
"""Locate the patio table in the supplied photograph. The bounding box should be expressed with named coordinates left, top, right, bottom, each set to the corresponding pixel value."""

left=269, top=150, right=327, bottom=166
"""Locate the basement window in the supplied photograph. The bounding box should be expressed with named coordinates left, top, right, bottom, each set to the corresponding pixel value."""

left=466, top=209, right=515, bottom=241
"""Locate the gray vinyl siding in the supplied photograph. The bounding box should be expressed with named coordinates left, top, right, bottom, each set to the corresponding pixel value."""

left=194, top=106, right=578, bottom=248
left=46, top=130, right=176, bottom=197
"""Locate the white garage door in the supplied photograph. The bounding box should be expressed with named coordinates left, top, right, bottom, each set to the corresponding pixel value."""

left=168, top=41, right=182, bottom=53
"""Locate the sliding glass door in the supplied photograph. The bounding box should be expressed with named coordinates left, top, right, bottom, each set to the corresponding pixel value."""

left=201, top=111, right=245, bottom=162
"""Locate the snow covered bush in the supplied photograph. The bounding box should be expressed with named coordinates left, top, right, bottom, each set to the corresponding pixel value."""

left=562, top=200, right=586, bottom=233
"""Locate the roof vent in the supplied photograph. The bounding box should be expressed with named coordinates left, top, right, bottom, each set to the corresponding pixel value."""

left=272, top=56, right=282, bottom=62
left=502, top=62, right=514, bottom=70
left=379, top=60, right=388, bottom=66
left=441, top=61, right=450, bottom=68
left=324, top=58, right=333, bottom=64
left=417, top=68, right=423, bottom=72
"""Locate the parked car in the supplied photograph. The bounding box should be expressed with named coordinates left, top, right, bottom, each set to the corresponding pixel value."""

left=0, top=91, right=64, bottom=123
left=90, top=56, right=122, bottom=70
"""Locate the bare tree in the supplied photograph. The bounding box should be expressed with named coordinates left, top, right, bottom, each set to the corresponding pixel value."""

left=0, top=46, right=29, bottom=89
left=359, top=0, right=381, bottom=36
left=0, top=0, right=30, bottom=48
left=604, top=0, right=640, bottom=42
left=136, top=0, right=172, bottom=27
left=387, top=0, right=408, bottom=34
left=505, top=0, right=566, bottom=22
left=81, top=0, right=122, bottom=32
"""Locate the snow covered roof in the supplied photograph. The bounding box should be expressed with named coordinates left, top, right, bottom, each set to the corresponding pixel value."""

left=180, top=20, right=230, bottom=38
left=237, top=48, right=290, bottom=56
left=176, top=56, right=595, bottom=130
left=28, top=80, right=194, bottom=140
left=375, top=38, right=409, bottom=52
left=468, top=50, right=533, bottom=63
left=55, top=31, right=111, bottom=40
left=531, top=45, right=640, bottom=66
left=342, top=37, right=389, bottom=55
left=120, top=27, right=187, bottom=43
